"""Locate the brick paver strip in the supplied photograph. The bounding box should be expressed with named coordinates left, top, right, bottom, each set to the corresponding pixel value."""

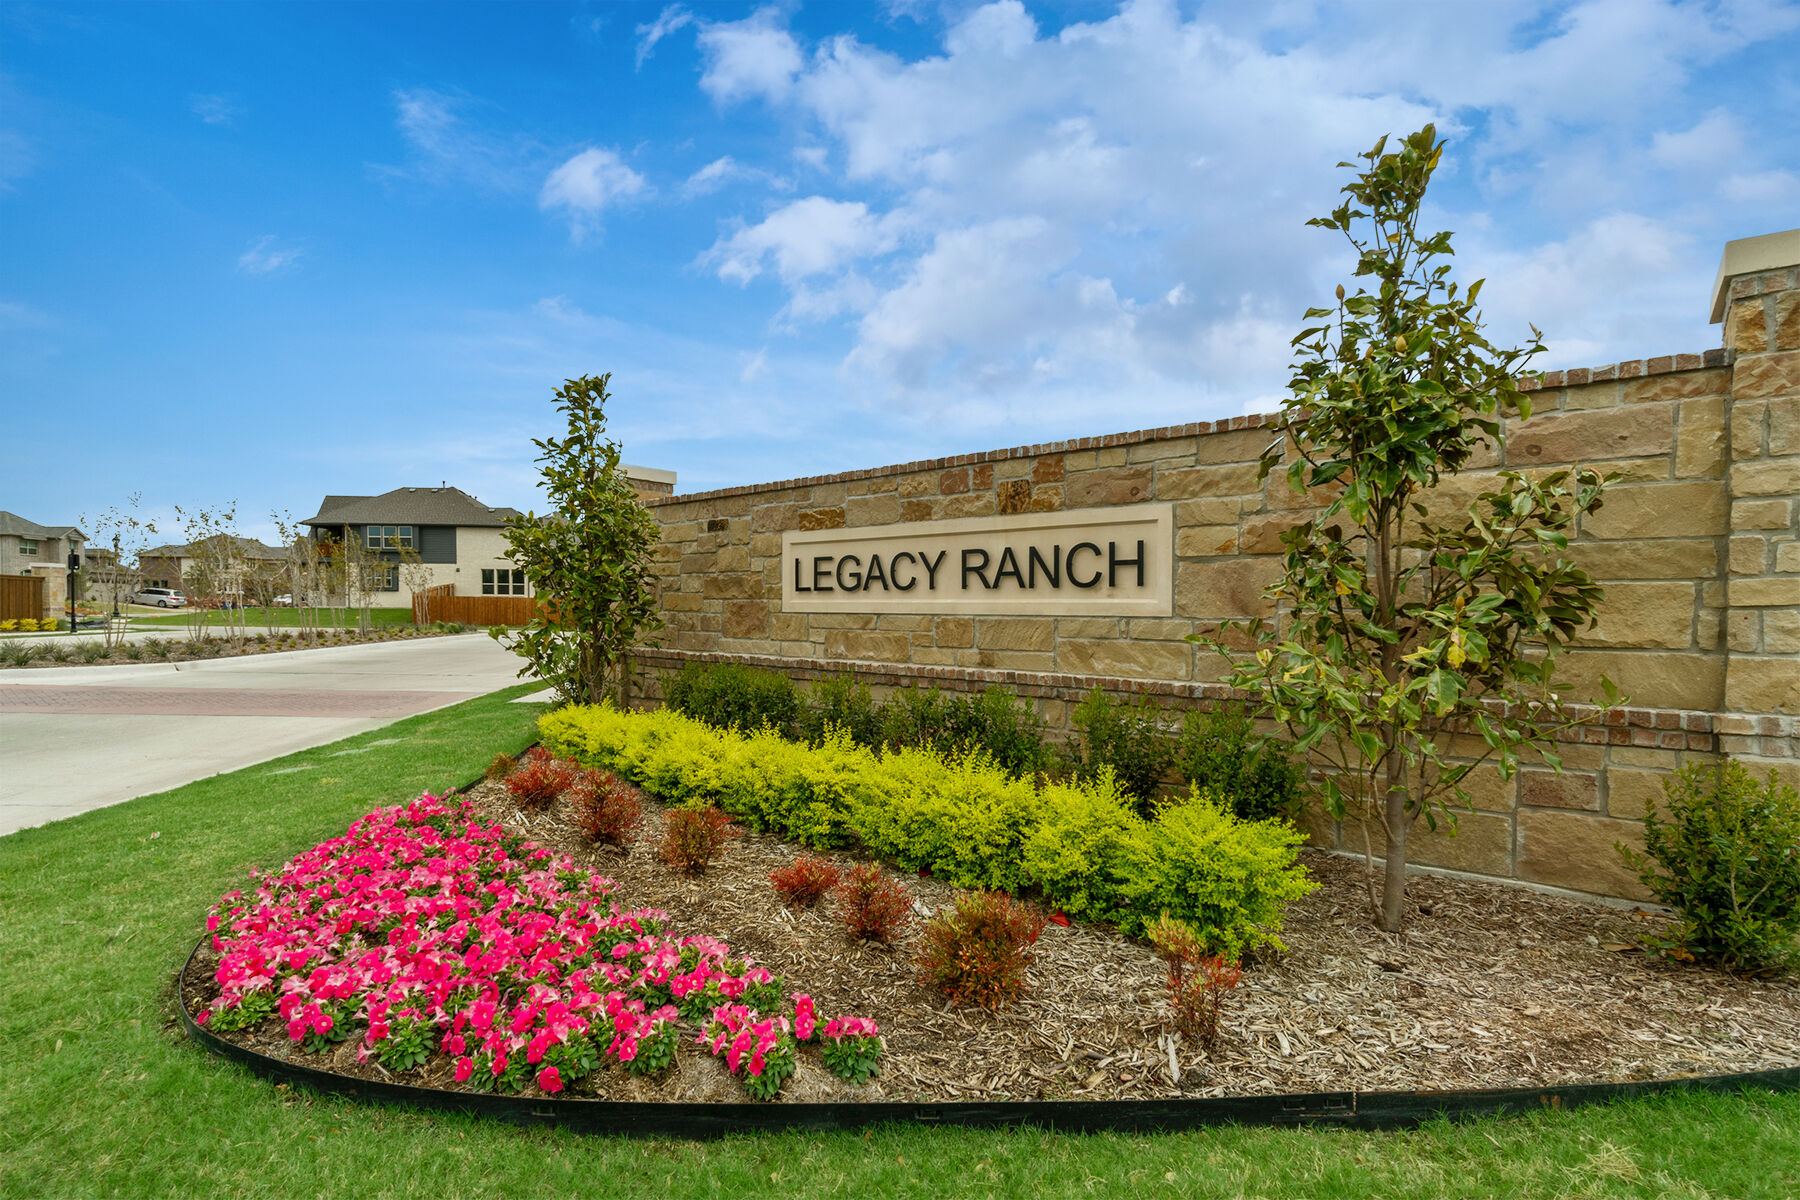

left=0, top=686, right=481, bottom=718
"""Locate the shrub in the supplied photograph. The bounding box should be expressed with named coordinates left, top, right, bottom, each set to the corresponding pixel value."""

left=0, top=619, right=15, bottom=631
left=570, top=769, right=643, bottom=848
left=484, top=752, right=517, bottom=780
left=798, top=675, right=882, bottom=747
left=540, top=704, right=1315, bottom=954
left=1067, top=688, right=1171, bottom=805
left=877, top=685, right=957, bottom=753
left=659, top=807, right=736, bottom=873
left=78, top=641, right=108, bottom=663
left=835, top=863, right=911, bottom=943
left=1621, top=761, right=1800, bottom=974
left=769, top=855, right=841, bottom=907
left=916, top=891, right=1047, bottom=1009
left=945, top=685, right=1051, bottom=776
left=504, top=747, right=578, bottom=809
left=1148, top=914, right=1242, bottom=1048
left=1173, top=704, right=1304, bottom=822
left=663, top=662, right=800, bottom=735
left=145, top=638, right=172, bottom=659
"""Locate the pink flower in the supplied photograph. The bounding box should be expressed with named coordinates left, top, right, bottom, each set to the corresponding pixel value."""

left=454, top=1057, right=473, bottom=1083
left=537, top=1066, right=563, bottom=1093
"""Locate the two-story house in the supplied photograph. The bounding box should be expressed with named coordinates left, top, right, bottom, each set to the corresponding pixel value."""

left=301, top=486, right=528, bottom=605
left=0, top=511, right=88, bottom=612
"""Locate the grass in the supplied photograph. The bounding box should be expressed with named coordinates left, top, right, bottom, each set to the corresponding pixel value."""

left=130, top=606, right=421, bottom=629
left=0, top=691, right=1795, bottom=1199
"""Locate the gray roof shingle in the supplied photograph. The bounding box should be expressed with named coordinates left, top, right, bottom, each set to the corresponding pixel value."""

left=301, top=487, right=522, bottom=529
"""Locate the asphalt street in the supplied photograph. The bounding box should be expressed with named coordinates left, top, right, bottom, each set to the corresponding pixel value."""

left=0, top=633, right=532, bottom=836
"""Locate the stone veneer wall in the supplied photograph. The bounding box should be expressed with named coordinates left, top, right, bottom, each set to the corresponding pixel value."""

left=633, top=269, right=1800, bottom=904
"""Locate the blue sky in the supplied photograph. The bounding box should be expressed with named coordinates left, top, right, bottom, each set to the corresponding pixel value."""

left=4, top=0, right=1797, bottom=545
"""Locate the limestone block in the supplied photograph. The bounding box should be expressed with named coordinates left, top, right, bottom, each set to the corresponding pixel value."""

left=770, top=612, right=808, bottom=641
left=1238, top=512, right=1312, bottom=555
left=1730, top=458, right=1800, bottom=497
left=1128, top=436, right=1198, bottom=462
left=1157, top=462, right=1262, bottom=500
left=824, top=630, right=912, bottom=663
left=1057, top=637, right=1193, bottom=681
left=939, top=493, right=997, bottom=519
left=716, top=545, right=751, bottom=572
left=1454, top=763, right=1518, bottom=813
left=1198, top=427, right=1280, bottom=464
left=1607, top=768, right=1671, bottom=821
left=1056, top=617, right=1120, bottom=639
left=976, top=617, right=1055, bottom=652
left=720, top=600, right=768, bottom=639
left=1697, top=608, right=1723, bottom=650
left=1560, top=382, right=1619, bottom=411
left=1509, top=404, right=1673, bottom=465
left=1582, top=481, right=1727, bottom=539
left=901, top=499, right=938, bottom=522
left=1028, top=484, right=1065, bottom=512
left=854, top=476, right=899, bottom=495
left=1778, top=290, right=1800, bottom=351
left=702, top=573, right=765, bottom=600
left=1520, top=770, right=1600, bottom=811
left=1729, top=299, right=1769, bottom=354
left=1570, top=539, right=1719, bottom=580
left=846, top=494, right=900, bottom=526
left=1405, top=810, right=1514, bottom=876
left=1127, top=618, right=1197, bottom=642
left=1675, top=395, right=1727, bottom=477
left=972, top=649, right=1057, bottom=671
left=1033, top=456, right=1066, bottom=484
left=1175, top=525, right=1239, bottom=556
left=1065, top=466, right=1154, bottom=507
left=971, top=464, right=995, bottom=490
left=1572, top=581, right=1695, bottom=649
left=1731, top=576, right=1800, bottom=606
left=935, top=617, right=974, bottom=647
left=1175, top=558, right=1282, bottom=619
left=997, top=479, right=1034, bottom=514
left=1517, top=811, right=1650, bottom=900
left=808, top=613, right=878, bottom=630
left=878, top=613, right=933, bottom=632
left=1732, top=499, right=1794, bottom=530
left=1175, top=498, right=1242, bottom=525
left=899, top=473, right=937, bottom=499
left=940, top=468, right=970, bottom=495
left=1733, top=351, right=1800, bottom=400
left=1095, top=448, right=1128, bottom=468
left=1729, top=611, right=1760, bottom=652
left=661, top=591, right=703, bottom=613
left=1621, top=366, right=1730, bottom=403
left=751, top=504, right=801, bottom=533
left=1730, top=536, right=1767, bottom=576
left=1551, top=651, right=1724, bottom=712
left=1732, top=400, right=1768, bottom=460
left=1727, top=657, right=1800, bottom=713
left=1770, top=397, right=1800, bottom=456
left=1769, top=610, right=1800, bottom=655
left=798, top=506, right=847, bottom=531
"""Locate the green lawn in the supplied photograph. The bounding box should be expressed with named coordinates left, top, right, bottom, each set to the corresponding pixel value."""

left=1, top=688, right=1794, bottom=1200
left=130, top=606, right=421, bottom=629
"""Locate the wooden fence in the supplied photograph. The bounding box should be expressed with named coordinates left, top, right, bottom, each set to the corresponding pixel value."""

left=412, top=584, right=541, bottom=627
left=1, top=574, right=45, bottom=622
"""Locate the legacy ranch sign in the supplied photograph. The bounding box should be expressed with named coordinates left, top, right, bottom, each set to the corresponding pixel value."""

left=781, top=504, right=1173, bottom=616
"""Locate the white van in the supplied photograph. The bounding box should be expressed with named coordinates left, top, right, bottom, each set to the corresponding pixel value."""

left=133, top=588, right=186, bottom=608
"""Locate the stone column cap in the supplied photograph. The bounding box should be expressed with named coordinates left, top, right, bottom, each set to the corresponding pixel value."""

left=1710, top=228, right=1800, bottom=323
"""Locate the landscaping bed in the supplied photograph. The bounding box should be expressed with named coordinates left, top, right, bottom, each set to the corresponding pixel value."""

left=0, top=624, right=473, bottom=669
left=183, top=771, right=1800, bottom=1106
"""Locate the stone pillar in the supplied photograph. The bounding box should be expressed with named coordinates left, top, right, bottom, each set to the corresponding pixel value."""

left=1715, top=230, right=1800, bottom=714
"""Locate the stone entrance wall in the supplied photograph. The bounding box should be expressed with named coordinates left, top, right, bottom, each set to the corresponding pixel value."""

left=632, top=255, right=1800, bottom=904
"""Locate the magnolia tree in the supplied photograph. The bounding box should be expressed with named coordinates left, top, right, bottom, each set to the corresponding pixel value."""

left=1210, top=126, right=1619, bottom=932
left=499, top=373, right=662, bottom=705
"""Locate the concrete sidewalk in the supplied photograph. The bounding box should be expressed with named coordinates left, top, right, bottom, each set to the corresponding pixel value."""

left=0, top=634, right=536, bottom=836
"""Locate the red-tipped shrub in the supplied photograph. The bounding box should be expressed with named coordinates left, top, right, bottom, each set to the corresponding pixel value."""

left=484, top=752, right=517, bottom=780
left=1148, top=914, right=1242, bottom=1048
left=659, top=807, right=736, bottom=873
left=834, top=864, right=912, bottom=943
left=770, top=855, right=842, bottom=907
left=504, top=747, right=578, bottom=810
left=916, top=890, right=1047, bottom=1009
left=571, top=769, right=644, bottom=848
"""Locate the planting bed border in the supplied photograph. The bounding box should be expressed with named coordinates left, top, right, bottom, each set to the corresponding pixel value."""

left=176, top=938, right=1800, bottom=1139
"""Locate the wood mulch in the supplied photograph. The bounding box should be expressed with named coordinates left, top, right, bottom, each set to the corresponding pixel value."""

left=184, top=779, right=1800, bottom=1104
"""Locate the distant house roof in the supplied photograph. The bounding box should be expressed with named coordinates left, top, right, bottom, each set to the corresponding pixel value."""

left=0, top=511, right=87, bottom=541
left=141, top=535, right=287, bottom=561
left=302, top=486, right=523, bottom=529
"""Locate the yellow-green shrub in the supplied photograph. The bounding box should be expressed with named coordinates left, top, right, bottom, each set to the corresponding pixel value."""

left=0, top=620, right=17, bottom=632
left=540, top=703, right=1315, bottom=953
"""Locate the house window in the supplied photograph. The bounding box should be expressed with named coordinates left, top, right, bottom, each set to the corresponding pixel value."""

left=481, top=569, right=527, bottom=596
left=374, top=566, right=399, bottom=591
left=19, top=540, right=37, bottom=556
left=364, top=525, right=414, bottom=550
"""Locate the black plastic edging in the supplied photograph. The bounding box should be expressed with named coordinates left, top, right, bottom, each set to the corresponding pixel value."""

left=176, top=938, right=1800, bottom=1139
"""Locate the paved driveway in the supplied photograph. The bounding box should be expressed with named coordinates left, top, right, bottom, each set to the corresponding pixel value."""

left=0, top=634, right=533, bottom=836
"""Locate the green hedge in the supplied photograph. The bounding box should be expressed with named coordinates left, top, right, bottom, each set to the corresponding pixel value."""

left=541, top=703, right=1315, bottom=957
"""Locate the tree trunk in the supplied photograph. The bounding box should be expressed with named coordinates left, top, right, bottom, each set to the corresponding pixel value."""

left=1379, top=789, right=1409, bottom=932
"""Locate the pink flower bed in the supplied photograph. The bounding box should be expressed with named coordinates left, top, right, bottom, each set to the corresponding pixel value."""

left=200, top=792, right=880, bottom=1100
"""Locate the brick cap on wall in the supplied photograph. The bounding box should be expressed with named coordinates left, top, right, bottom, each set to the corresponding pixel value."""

left=630, top=647, right=1796, bottom=754
left=647, top=352, right=1728, bottom=507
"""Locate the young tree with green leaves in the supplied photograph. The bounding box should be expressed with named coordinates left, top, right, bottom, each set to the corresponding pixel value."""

left=1208, top=126, right=1618, bottom=932
left=498, top=373, right=663, bottom=705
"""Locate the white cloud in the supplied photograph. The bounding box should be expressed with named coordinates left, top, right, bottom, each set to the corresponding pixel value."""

left=382, top=87, right=534, bottom=191
left=1720, top=169, right=1800, bottom=207
left=739, top=347, right=769, bottom=383
left=1650, top=108, right=1743, bottom=171
left=237, top=235, right=302, bottom=276
left=189, top=94, right=239, bottom=126
left=681, top=154, right=791, bottom=197
left=696, top=8, right=804, bottom=104
left=707, top=196, right=900, bottom=285
left=539, top=148, right=649, bottom=238
left=636, top=5, right=694, bottom=67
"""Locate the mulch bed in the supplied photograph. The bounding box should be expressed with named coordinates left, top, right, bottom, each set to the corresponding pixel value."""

left=183, top=779, right=1800, bottom=1104
left=4, top=628, right=463, bottom=670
